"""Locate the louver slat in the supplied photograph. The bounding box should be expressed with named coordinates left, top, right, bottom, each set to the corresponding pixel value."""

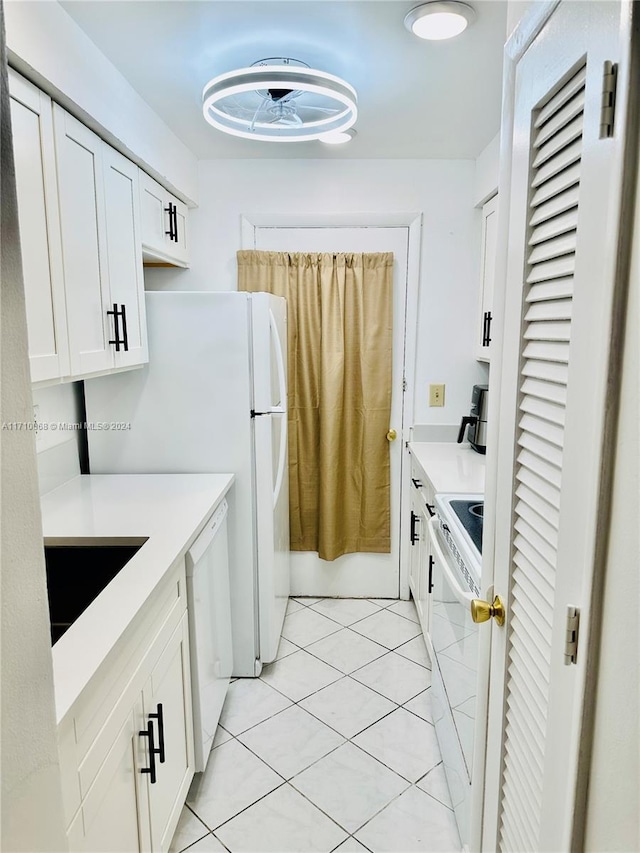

left=508, top=656, right=549, bottom=727
left=534, top=90, right=586, bottom=148
left=519, top=412, right=564, bottom=448
left=529, top=209, right=579, bottom=246
left=534, top=65, right=587, bottom=127
left=524, top=297, right=573, bottom=321
left=515, top=493, right=560, bottom=545
left=499, top=62, right=583, bottom=853
left=520, top=376, right=567, bottom=406
left=515, top=469, right=561, bottom=515
left=506, top=685, right=547, bottom=760
left=522, top=339, right=570, bottom=364
left=532, top=114, right=583, bottom=168
left=530, top=185, right=580, bottom=226
left=530, top=162, right=580, bottom=208
left=527, top=232, right=577, bottom=264
left=526, top=256, right=575, bottom=285
left=532, top=138, right=582, bottom=188
left=515, top=481, right=561, bottom=531
left=520, top=395, right=566, bottom=426
left=513, top=553, right=556, bottom=614
left=521, top=358, right=569, bottom=385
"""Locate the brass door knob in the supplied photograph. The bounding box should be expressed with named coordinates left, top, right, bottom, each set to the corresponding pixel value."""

left=387, top=429, right=397, bottom=441
left=471, top=595, right=506, bottom=627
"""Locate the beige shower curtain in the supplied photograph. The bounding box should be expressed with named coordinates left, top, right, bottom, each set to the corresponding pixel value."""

left=238, top=250, right=393, bottom=562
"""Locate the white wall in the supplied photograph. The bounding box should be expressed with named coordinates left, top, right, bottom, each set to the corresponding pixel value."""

left=145, top=158, right=488, bottom=427
left=474, top=132, right=500, bottom=207
left=32, top=383, right=81, bottom=495
left=583, top=150, right=640, bottom=853
left=0, top=10, right=68, bottom=846
left=4, top=0, right=198, bottom=205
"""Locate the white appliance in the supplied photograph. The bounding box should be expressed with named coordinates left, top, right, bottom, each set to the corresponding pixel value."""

left=84, top=291, right=290, bottom=676
left=428, top=493, right=483, bottom=851
left=186, top=498, right=233, bottom=771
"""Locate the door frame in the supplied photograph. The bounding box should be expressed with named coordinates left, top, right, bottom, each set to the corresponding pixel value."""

left=241, top=212, right=422, bottom=599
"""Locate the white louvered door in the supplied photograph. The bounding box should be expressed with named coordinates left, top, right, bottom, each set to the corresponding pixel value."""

left=480, top=2, right=633, bottom=851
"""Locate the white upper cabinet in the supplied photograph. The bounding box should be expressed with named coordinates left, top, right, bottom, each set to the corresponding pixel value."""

left=139, top=171, right=189, bottom=268
left=9, top=68, right=150, bottom=384
left=9, top=70, right=70, bottom=383
left=53, top=105, right=114, bottom=377
left=102, top=147, right=148, bottom=368
left=476, top=193, right=498, bottom=362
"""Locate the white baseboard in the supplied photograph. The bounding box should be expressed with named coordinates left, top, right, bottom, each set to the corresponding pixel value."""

left=290, top=551, right=402, bottom=598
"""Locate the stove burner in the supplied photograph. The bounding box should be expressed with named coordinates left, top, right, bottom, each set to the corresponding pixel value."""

left=449, top=499, right=483, bottom=554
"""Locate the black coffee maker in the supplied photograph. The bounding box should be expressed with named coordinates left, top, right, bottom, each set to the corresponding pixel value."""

left=457, top=384, right=489, bottom=454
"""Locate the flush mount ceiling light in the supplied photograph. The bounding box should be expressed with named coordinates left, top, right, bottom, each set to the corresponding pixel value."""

left=202, top=57, right=357, bottom=142
left=404, top=2, right=476, bottom=40
left=320, top=128, right=357, bottom=145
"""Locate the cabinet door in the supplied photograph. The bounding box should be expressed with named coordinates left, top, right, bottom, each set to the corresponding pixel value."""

left=139, top=171, right=169, bottom=258
left=53, top=106, right=114, bottom=376
left=102, top=147, right=148, bottom=368
left=139, top=171, right=189, bottom=268
left=79, top=698, right=150, bottom=853
left=476, top=194, right=498, bottom=362
left=408, top=487, right=423, bottom=607
left=144, top=614, right=194, bottom=853
left=9, top=70, right=70, bottom=382
left=171, top=198, right=189, bottom=266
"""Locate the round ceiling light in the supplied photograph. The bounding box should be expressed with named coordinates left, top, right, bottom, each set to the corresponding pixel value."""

left=404, top=2, right=476, bottom=40
left=320, top=129, right=357, bottom=145
left=202, top=58, right=358, bottom=142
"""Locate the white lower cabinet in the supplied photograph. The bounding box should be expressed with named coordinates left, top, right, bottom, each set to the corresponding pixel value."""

left=81, top=700, right=148, bottom=853
left=145, top=616, right=194, bottom=852
left=408, top=464, right=435, bottom=638
left=59, top=562, right=194, bottom=853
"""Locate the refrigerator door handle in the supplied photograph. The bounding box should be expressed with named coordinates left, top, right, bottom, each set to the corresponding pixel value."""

left=269, top=308, right=287, bottom=411
left=273, top=411, right=288, bottom=509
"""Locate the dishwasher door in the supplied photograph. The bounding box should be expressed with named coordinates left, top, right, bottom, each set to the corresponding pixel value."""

left=186, top=499, right=233, bottom=772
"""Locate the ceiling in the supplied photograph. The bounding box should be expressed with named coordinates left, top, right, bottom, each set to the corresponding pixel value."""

left=59, top=0, right=507, bottom=160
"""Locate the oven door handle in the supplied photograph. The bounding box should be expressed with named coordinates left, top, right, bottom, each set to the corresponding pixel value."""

left=428, top=518, right=475, bottom=607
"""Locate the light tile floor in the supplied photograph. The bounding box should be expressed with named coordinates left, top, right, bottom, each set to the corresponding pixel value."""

left=171, top=597, right=461, bottom=853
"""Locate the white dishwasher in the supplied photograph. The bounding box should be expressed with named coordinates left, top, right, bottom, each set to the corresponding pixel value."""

left=186, top=498, right=233, bottom=772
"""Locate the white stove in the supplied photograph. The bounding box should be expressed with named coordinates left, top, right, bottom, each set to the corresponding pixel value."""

left=428, top=491, right=484, bottom=851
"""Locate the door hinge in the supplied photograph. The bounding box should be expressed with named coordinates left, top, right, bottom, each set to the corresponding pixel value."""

left=564, top=605, right=580, bottom=665
left=600, top=61, right=617, bottom=139
left=402, top=376, right=407, bottom=393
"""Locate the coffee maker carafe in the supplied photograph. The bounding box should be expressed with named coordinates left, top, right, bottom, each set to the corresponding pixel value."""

left=457, top=384, right=489, bottom=454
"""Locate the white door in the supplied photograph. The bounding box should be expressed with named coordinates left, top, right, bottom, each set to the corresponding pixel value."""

left=480, top=3, right=632, bottom=851
left=251, top=226, right=410, bottom=598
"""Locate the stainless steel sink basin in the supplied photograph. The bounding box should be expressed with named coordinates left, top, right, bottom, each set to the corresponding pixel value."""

left=44, top=538, right=148, bottom=645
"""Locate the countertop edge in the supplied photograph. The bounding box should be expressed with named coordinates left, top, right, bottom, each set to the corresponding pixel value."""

left=47, top=473, right=235, bottom=724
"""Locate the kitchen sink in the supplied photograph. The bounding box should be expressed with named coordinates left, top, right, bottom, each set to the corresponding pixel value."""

left=44, top=538, right=148, bottom=645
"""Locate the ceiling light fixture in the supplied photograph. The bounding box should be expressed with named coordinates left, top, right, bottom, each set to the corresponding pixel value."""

left=202, top=58, right=357, bottom=142
left=320, top=129, right=357, bottom=145
left=404, top=2, right=476, bottom=40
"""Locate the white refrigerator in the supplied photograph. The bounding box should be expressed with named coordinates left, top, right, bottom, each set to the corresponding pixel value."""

left=84, top=291, right=290, bottom=676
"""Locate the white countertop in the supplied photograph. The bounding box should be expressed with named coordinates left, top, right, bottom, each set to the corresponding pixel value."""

left=41, top=473, right=234, bottom=722
left=408, top=442, right=486, bottom=494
